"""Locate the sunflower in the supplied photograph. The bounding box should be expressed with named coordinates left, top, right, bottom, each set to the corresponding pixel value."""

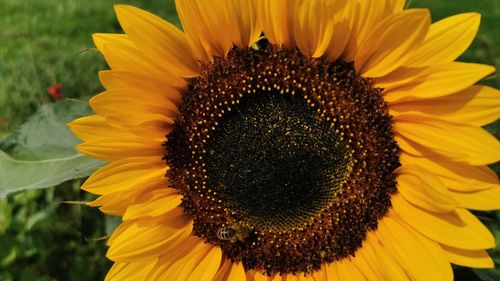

left=69, top=0, right=500, bottom=280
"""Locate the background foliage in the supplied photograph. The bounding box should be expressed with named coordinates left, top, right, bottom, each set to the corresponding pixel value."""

left=0, top=0, right=498, bottom=280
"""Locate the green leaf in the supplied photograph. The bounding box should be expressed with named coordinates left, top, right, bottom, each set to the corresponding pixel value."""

left=25, top=201, right=60, bottom=231
left=454, top=267, right=500, bottom=281
left=0, top=99, right=104, bottom=196
left=105, top=216, right=121, bottom=236
left=473, top=269, right=500, bottom=281
left=0, top=199, right=12, bottom=234
left=1, top=99, right=91, bottom=159
left=0, top=247, right=17, bottom=268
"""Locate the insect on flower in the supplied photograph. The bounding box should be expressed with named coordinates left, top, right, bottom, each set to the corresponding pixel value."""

left=69, top=1, right=500, bottom=279
left=216, top=224, right=251, bottom=243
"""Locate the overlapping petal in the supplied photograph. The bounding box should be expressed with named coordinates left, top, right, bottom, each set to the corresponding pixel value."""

left=93, top=33, right=186, bottom=88
left=69, top=115, right=131, bottom=142
left=123, top=188, right=182, bottom=221
left=343, top=0, right=406, bottom=62
left=107, top=208, right=193, bottom=262
left=146, top=236, right=222, bottom=281
left=213, top=259, right=247, bottom=281
left=105, top=257, right=158, bottom=281
left=73, top=0, right=500, bottom=279
left=390, top=86, right=500, bottom=126
left=450, top=187, right=500, bottom=211
left=397, top=166, right=457, bottom=213
left=405, top=13, right=481, bottom=67
left=440, top=245, right=494, bottom=269
left=292, top=0, right=343, bottom=58
left=176, top=0, right=261, bottom=62
left=392, top=194, right=495, bottom=250
left=384, top=62, right=495, bottom=103
left=355, top=9, right=430, bottom=77
left=114, top=5, right=200, bottom=77
left=99, top=71, right=183, bottom=104
left=400, top=153, right=499, bottom=192
left=395, top=114, right=500, bottom=165
left=376, top=216, right=453, bottom=281
left=81, top=156, right=166, bottom=194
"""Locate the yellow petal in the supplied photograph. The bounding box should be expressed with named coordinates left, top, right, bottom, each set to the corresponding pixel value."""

left=283, top=274, right=299, bottom=281
left=405, top=13, right=481, bottom=67
left=323, top=263, right=335, bottom=280
left=114, top=5, right=199, bottom=77
left=107, top=208, right=193, bottom=262
left=90, top=89, right=177, bottom=139
left=397, top=165, right=457, bottom=213
left=363, top=233, right=409, bottom=281
left=384, top=62, right=495, bottom=103
left=394, top=114, right=500, bottom=165
left=388, top=0, right=405, bottom=13
left=91, top=89, right=179, bottom=117
left=68, top=115, right=131, bottom=142
left=392, top=194, right=495, bottom=250
left=89, top=192, right=131, bottom=216
left=92, top=33, right=186, bottom=88
left=343, top=0, right=402, bottom=62
left=394, top=135, right=429, bottom=158
left=248, top=270, right=270, bottom=281
left=149, top=237, right=221, bottom=281
left=440, top=244, right=494, bottom=269
left=311, top=265, right=327, bottom=281
left=293, top=0, right=344, bottom=57
left=93, top=33, right=134, bottom=49
left=182, top=0, right=261, bottom=53
left=325, top=0, right=352, bottom=61
left=400, top=153, right=499, bottom=192
left=81, top=156, right=166, bottom=194
left=175, top=244, right=222, bottom=281
left=257, top=0, right=295, bottom=47
left=268, top=274, right=282, bottom=281
left=145, top=237, right=202, bottom=280
left=356, top=9, right=430, bottom=78
left=450, top=187, right=500, bottom=211
left=350, top=252, right=382, bottom=281
left=372, top=66, right=428, bottom=91
left=109, top=114, right=173, bottom=139
left=213, top=259, right=247, bottom=281
left=355, top=0, right=405, bottom=41
left=77, top=137, right=164, bottom=162
left=89, top=180, right=166, bottom=216
left=334, top=259, right=366, bottom=281
left=123, top=188, right=182, bottom=221
left=105, top=258, right=157, bottom=281
left=99, top=71, right=183, bottom=105
left=224, top=0, right=262, bottom=48
left=376, top=216, right=453, bottom=281
left=391, top=86, right=500, bottom=127
left=176, top=0, right=259, bottom=62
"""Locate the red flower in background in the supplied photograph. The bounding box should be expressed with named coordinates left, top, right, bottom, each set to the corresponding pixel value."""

left=48, top=83, right=62, bottom=100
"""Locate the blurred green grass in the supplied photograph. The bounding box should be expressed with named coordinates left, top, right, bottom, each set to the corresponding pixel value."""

left=0, top=0, right=498, bottom=280
left=0, top=0, right=179, bottom=136
left=0, top=1, right=177, bottom=280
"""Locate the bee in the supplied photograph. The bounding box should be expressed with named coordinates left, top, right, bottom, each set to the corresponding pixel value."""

left=216, top=224, right=251, bottom=242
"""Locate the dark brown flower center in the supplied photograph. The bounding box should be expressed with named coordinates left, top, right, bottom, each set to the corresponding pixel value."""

left=164, top=41, right=400, bottom=275
left=205, top=92, right=350, bottom=230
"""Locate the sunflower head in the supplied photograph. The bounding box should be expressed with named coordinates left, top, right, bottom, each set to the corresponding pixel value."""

left=69, top=0, right=500, bottom=280
left=164, top=43, right=402, bottom=273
